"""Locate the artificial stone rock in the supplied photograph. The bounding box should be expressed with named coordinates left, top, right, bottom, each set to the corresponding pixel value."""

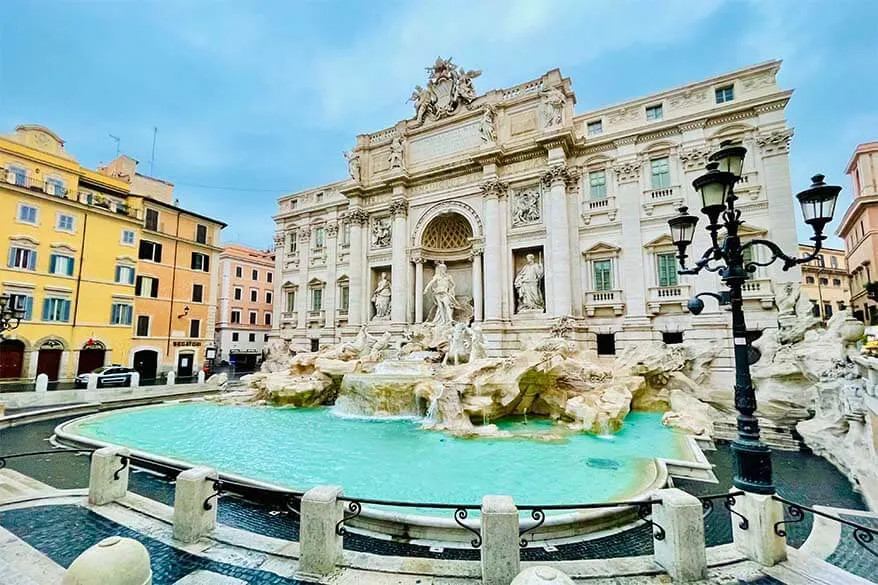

left=62, top=536, right=151, bottom=585
left=205, top=372, right=228, bottom=389
left=510, top=566, right=575, bottom=584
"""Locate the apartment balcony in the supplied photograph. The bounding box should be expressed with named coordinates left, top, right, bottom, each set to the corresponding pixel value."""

left=741, top=277, right=775, bottom=310
left=307, top=309, right=325, bottom=323
left=581, top=195, right=617, bottom=224
left=77, top=191, right=141, bottom=219
left=2, top=172, right=69, bottom=198
left=647, top=283, right=691, bottom=315
left=281, top=311, right=298, bottom=324
left=642, top=185, right=683, bottom=217
left=734, top=171, right=762, bottom=200
left=584, top=290, right=625, bottom=317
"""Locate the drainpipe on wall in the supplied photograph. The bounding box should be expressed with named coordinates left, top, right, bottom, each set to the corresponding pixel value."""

left=165, top=210, right=183, bottom=365
left=71, top=213, right=88, bottom=328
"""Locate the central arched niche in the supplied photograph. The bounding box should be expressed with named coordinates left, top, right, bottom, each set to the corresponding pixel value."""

left=418, top=211, right=475, bottom=322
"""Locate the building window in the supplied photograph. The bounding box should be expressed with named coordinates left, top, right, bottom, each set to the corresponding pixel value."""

left=311, top=288, right=323, bottom=311
left=144, top=208, right=159, bottom=231
left=823, top=303, right=833, bottom=319
left=285, top=290, right=296, bottom=312
left=235, top=265, right=243, bottom=278
left=339, top=285, right=350, bottom=311
left=805, top=275, right=815, bottom=284
left=7, top=247, right=37, bottom=271
left=832, top=278, right=842, bottom=287
left=342, top=224, right=351, bottom=246
left=645, top=104, right=663, bottom=121
left=289, top=236, right=298, bottom=254
left=136, top=315, right=150, bottom=337
left=110, top=303, right=133, bottom=325
left=195, top=224, right=207, bottom=244
left=657, top=253, right=679, bottom=287
left=830, top=256, right=838, bottom=268
left=314, top=227, right=325, bottom=249
left=42, top=298, right=71, bottom=322
left=267, top=272, right=273, bottom=283
left=248, top=333, right=256, bottom=343
left=56, top=213, right=75, bottom=232
left=46, top=177, right=66, bottom=197
left=122, top=229, right=136, bottom=246
left=115, top=265, right=135, bottom=285
left=138, top=240, right=163, bottom=262
left=191, top=252, right=210, bottom=272
left=715, top=85, right=734, bottom=104
left=7, top=293, right=33, bottom=321
left=819, top=277, right=829, bottom=285
left=189, top=319, right=201, bottom=338
left=650, top=157, right=670, bottom=189
left=662, top=331, right=684, bottom=345
left=266, top=291, right=273, bottom=304
left=264, top=334, right=269, bottom=342
left=250, top=289, right=258, bottom=302
left=587, top=120, right=603, bottom=136
left=252, top=269, right=258, bottom=280
left=588, top=170, right=607, bottom=200
left=7, top=166, right=26, bottom=186
left=838, top=301, right=847, bottom=311
left=234, top=287, right=242, bottom=301
left=249, top=311, right=257, bottom=325
left=596, top=333, right=616, bottom=356
left=135, top=275, right=159, bottom=298
left=17, top=204, right=37, bottom=224
left=49, top=254, right=75, bottom=276
left=593, top=260, right=613, bottom=291
left=264, top=312, right=272, bottom=326
left=231, top=310, right=241, bottom=324
left=192, top=284, right=203, bottom=303
left=232, top=332, right=239, bottom=342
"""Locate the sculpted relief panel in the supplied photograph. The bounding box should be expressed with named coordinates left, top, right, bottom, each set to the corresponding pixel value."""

left=408, top=121, right=482, bottom=164
left=511, top=186, right=542, bottom=227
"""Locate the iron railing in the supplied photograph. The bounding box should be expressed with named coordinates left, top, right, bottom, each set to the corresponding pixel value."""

left=773, top=495, right=877, bottom=558
left=0, top=448, right=96, bottom=470
left=699, top=491, right=748, bottom=530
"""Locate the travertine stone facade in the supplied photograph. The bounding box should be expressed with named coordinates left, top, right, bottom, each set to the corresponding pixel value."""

left=272, top=59, right=800, bottom=369
left=798, top=244, right=850, bottom=321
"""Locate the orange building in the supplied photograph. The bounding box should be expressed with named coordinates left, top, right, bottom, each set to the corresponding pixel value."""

left=837, top=142, right=878, bottom=323
left=99, top=155, right=226, bottom=381
left=215, top=244, right=275, bottom=370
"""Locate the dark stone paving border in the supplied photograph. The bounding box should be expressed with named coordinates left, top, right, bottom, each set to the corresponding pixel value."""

left=826, top=513, right=878, bottom=582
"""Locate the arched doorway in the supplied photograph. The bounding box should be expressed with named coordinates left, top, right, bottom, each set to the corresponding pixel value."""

left=77, top=340, right=107, bottom=374
left=133, top=349, right=159, bottom=385
left=0, top=340, right=25, bottom=379
left=36, top=339, right=64, bottom=381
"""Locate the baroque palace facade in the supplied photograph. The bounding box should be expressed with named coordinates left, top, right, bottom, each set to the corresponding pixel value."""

left=272, top=59, right=799, bottom=368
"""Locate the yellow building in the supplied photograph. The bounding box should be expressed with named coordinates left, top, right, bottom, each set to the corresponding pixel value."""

left=798, top=244, right=850, bottom=321
left=0, top=125, right=142, bottom=382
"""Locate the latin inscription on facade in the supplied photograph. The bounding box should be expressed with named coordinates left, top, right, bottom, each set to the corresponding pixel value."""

left=409, top=121, right=481, bottom=163
left=509, top=110, right=537, bottom=136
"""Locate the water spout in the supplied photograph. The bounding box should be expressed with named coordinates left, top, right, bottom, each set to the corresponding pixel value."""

left=595, top=416, right=615, bottom=440
left=523, top=408, right=528, bottom=425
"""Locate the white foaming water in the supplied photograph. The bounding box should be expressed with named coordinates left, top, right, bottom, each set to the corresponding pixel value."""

left=425, top=385, right=446, bottom=423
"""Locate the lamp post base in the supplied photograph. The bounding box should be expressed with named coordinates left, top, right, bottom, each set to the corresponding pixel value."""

left=731, top=439, right=775, bottom=494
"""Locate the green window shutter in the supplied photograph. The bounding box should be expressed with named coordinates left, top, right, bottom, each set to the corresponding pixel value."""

left=61, top=300, right=70, bottom=322
left=658, top=254, right=678, bottom=287
left=66, top=258, right=74, bottom=276
left=42, top=299, right=51, bottom=321
left=28, top=251, right=36, bottom=270
left=49, top=255, right=57, bottom=274
left=7, top=247, right=14, bottom=268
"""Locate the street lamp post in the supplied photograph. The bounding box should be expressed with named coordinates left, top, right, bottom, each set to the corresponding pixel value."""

left=668, top=142, right=841, bottom=494
left=0, top=294, right=25, bottom=335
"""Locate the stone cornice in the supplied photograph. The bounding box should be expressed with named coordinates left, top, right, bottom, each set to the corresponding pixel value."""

left=755, top=127, right=794, bottom=157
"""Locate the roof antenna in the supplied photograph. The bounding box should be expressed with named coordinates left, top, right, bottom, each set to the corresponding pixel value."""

left=109, top=134, right=120, bottom=157
left=149, top=126, right=158, bottom=175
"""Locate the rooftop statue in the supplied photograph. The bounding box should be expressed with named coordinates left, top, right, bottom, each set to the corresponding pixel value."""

left=409, top=57, right=481, bottom=126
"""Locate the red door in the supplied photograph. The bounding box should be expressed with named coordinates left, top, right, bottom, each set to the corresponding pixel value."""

left=36, top=349, right=62, bottom=381
left=77, top=349, right=106, bottom=374
left=0, top=340, right=25, bottom=379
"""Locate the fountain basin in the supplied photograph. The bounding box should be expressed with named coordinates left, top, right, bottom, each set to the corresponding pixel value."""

left=56, top=401, right=707, bottom=543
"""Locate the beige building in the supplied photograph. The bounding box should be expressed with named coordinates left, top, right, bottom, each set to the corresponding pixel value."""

left=215, top=244, right=275, bottom=370
left=798, top=244, right=849, bottom=321
left=837, top=142, right=878, bottom=323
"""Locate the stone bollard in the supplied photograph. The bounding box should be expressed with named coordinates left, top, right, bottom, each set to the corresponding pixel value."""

left=86, top=373, right=98, bottom=391
left=35, top=373, right=49, bottom=392
left=652, top=488, right=706, bottom=582
left=731, top=490, right=787, bottom=566
left=511, top=566, right=575, bottom=584
left=172, top=467, right=218, bottom=543
left=197, top=370, right=205, bottom=384
left=297, top=485, right=344, bottom=580
left=481, top=495, right=520, bottom=585
left=129, top=371, right=140, bottom=389
left=165, top=371, right=175, bottom=386
left=88, top=446, right=131, bottom=506
left=62, top=536, right=151, bottom=585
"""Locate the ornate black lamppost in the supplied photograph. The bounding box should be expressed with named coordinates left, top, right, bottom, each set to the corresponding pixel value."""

left=667, top=142, right=841, bottom=494
left=0, top=294, right=25, bottom=335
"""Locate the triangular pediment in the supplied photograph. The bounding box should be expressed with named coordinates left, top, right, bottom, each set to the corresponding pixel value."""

left=644, top=234, right=675, bottom=249
left=307, top=277, right=325, bottom=287
left=583, top=241, right=622, bottom=257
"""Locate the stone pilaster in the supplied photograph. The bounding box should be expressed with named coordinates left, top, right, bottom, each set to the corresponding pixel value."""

left=756, top=127, right=800, bottom=282
left=541, top=163, right=573, bottom=317
left=481, top=178, right=506, bottom=322
left=323, top=221, right=339, bottom=329
left=414, top=256, right=425, bottom=323
left=390, top=198, right=408, bottom=323
left=613, top=158, right=648, bottom=318
left=471, top=245, right=484, bottom=322
left=296, top=225, right=311, bottom=330
left=347, top=209, right=368, bottom=326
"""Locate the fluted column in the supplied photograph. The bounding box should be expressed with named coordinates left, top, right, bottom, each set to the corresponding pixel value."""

left=471, top=248, right=483, bottom=322
left=414, top=257, right=425, bottom=323
left=481, top=178, right=506, bottom=321
left=296, top=226, right=311, bottom=330
left=390, top=199, right=408, bottom=323
left=323, top=221, right=339, bottom=329
left=347, top=209, right=368, bottom=326
left=542, top=164, right=573, bottom=317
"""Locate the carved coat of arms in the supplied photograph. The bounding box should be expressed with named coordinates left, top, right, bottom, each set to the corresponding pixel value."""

left=408, top=57, right=481, bottom=126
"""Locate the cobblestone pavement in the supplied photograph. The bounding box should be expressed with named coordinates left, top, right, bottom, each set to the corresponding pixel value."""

left=826, top=513, right=878, bottom=582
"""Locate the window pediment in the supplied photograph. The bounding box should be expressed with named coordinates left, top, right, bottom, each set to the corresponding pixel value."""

left=644, top=234, right=676, bottom=251
left=9, top=235, right=39, bottom=247
left=50, top=243, right=77, bottom=254
left=583, top=241, right=621, bottom=259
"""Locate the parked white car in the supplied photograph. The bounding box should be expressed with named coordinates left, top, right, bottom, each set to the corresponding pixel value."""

left=74, top=365, right=136, bottom=388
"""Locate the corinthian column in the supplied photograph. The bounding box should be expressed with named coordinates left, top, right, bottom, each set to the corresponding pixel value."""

left=541, top=164, right=573, bottom=317
left=347, top=209, right=368, bottom=326
left=471, top=246, right=483, bottom=322
left=389, top=198, right=408, bottom=323
left=414, top=257, right=425, bottom=323
left=323, top=221, right=339, bottom=329
left=296, top=226, right=311, bottom=330
left=481, top=178, right=506, bottom=322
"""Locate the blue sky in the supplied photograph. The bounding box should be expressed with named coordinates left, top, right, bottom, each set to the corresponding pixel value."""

left=1, top=0, right=876, bottom=249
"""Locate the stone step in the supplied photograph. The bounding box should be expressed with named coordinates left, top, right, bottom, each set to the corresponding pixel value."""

left=765, top=548, right=876, bottom=585
left=0, top=469, right=54, bottom=493
left=0, top=557, right=44, bottom=585
left=174, top=570, right=248, bottom=584
left=0, top=469, right=52, bottom=499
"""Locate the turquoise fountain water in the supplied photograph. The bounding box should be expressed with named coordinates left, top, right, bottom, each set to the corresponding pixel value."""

left=68, top=403, right=689, bottom=505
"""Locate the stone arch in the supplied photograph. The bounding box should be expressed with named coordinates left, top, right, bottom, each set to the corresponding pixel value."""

left=709, top=123, right=755, bottom=141
left=582, top=153, right=614, bottom=168
left=34, top=336, right=67, bottom=350
left=412, top=201, right=483, bottom=248
left=638, top=139, right=677, bottom=156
